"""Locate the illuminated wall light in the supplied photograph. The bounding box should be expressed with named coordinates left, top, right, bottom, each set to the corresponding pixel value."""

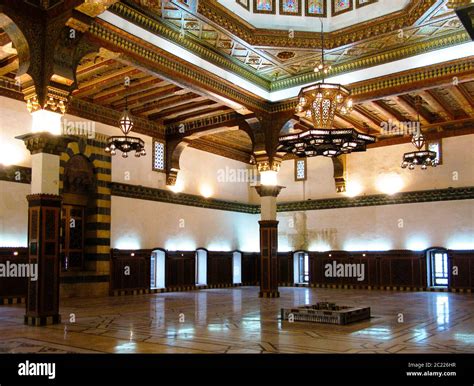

left=130, top=252, right=135, bottom=256
left=207, top=242, right=232, bottom=251
left=13, top=251, right=18, bottom=256
left=164, top=238, right=197, bottom=251
left=260, top=170, right=278, bottom=186
left=375, top=173, right=404, bottom=195
left=344, top=239, right=392, bottom=251
left=344, top=180, right=363, bottom=198
left=115, top=238, right=141, bottom=250
left=406, top=238, right=431, bottom=251
left=446, top=237, right=474, bottom=250
left=31, top=109, right=62, bottom=135
left=199, top=184, right=214, bottom=198
left=0, top=144, right=24, bottom=166
left=0, top=235, right=27, bottom=248
left=168, top=178, right=184, bottom=193
left=308, top=242, right=331, bottom=252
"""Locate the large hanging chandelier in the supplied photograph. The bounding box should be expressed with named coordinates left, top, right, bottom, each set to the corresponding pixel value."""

left=279, top=20, right=375, bottom=158
left=401, top=97, right=438, bottom=170
left=105, top=86, right=146, bottom=159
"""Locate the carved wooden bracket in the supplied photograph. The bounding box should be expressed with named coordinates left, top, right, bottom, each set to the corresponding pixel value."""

left=332, top=155, right=347, bottom=194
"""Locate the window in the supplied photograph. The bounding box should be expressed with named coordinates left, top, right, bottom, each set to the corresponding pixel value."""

left=428, top=249, right=449, bottom=288
left=295, top=158, right=307, bottom=181
left=331, top=0, right=352, bottom=16
left=254, top=0, right=275, bottom=14
left=306, top=0, right=327, bottom=16
left=152, top=139, right=165, bottom=172
left=280, top=0, right=302, bottom=15
left=427, top=139, right=442, bottom=165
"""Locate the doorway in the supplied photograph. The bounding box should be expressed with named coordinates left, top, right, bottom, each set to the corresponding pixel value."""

left=427, top=249, right=449, bottom=288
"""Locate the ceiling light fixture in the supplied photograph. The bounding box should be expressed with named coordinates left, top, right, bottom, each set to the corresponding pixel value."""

left=105, top=86, right=146, bottom=159
left=278, top=19, right=375, bottom=158
left=401, top=96, right=438, bottom=170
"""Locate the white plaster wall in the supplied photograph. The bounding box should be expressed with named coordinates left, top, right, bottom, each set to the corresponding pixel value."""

left=278, top=199, right=474, bottom=252
left=276, top=134, right=474, bottom=202
left=0, top=96, right=33, bottom=167
left=111, top=196, right=260, bottom=251
left=111, top=144, right=254, bottom=203
left=0, top=181, right=29, bottom=247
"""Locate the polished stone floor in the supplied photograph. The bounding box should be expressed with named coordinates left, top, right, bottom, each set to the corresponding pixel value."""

left=0, top=287, right=473, bottom=354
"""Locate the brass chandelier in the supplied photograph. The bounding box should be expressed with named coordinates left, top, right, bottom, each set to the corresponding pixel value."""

left=279, top=20, right=375, bottom=158
left=105, top=86, right=146, bottom=158
left=401, top=97, right=438, bottom=170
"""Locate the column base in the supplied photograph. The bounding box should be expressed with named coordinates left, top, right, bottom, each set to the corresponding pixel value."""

left=259, top=291, right=280, bottom=298
left=24, top=314, right=61, bottom=327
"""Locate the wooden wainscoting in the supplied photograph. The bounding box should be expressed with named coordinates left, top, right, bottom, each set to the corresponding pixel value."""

left=0, top=247, right=28, bottom=303
left=309, top=250, right=427, bottom=289
left=110, top=249, right=151, bottom=294
left=449, top=250, right=474, bottom=290
left=166, top=251, right=195, bottom=289
left=207, top=251, right=233, bottom=286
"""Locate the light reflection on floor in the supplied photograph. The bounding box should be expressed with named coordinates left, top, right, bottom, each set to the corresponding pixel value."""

left=0, top=287, right=473, bottom=354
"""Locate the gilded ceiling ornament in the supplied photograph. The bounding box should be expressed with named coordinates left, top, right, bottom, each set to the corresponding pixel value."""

left=75, top=0, right=120, bottom=18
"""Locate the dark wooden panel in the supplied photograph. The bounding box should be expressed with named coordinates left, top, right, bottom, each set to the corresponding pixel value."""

left=166, top=251, right=195, bottom=288
left=309, top=250, right=426, bottom=288
left=0, top=247, right=28, bottom=298
left=110, top=249, right=151, bottom=292
left=449, top=250, right=474, bottom=289
left=278, top=252, right=293, bottom=285
left=207, top=252, right=233, bottom=286
left=242, top=252, right=259, bottom=285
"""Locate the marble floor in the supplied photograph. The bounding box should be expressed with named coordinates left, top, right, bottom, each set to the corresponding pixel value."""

left=0, top=287, right=473, bottom=354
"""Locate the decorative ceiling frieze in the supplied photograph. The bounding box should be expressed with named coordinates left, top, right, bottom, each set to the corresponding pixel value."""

left=113, top=0, right=470, bottom=89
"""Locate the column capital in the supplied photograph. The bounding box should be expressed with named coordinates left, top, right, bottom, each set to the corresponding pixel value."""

left=16, top=133, right=76, bottom=155
left=255, top=185, right=284, bottom=198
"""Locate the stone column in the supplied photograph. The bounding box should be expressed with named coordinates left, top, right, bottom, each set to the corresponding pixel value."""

left=255, top=185, right=284, bottom=298
left=17, top=132, right=74, bottom=326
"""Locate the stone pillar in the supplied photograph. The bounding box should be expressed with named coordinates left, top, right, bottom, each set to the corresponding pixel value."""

left=17, top=132, right=74, bottom=326
left=255, top=185, right=284, bottom=298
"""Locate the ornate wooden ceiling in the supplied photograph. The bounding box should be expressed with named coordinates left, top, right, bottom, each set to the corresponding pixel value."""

left=127, top=0, right=469, bottom=83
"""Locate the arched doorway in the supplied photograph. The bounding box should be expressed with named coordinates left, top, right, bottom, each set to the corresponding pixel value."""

left=427, top=248, right=449, bottom=288
left=61, top=154, right=96, bottom=271
left=293, top=250, right=309, bottom=284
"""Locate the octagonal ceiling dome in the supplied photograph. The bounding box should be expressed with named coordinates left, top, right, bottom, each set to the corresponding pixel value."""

left=217, top=0, right=412, bottom=32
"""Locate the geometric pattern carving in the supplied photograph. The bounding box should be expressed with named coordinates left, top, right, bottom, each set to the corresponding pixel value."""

left=152, top=139, right=165, bottom=172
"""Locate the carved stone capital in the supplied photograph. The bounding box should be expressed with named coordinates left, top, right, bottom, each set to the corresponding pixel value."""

left=25, top=86, right=70, bottom=114
left=16, top=133, right=76, bottom=155
left=254, top=185, right=284, bottom=198
left=256, top=158, right=282, bottom=173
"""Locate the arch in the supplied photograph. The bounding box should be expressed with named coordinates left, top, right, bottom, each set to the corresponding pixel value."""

left=0, top=12, right=31, bottom=80
left=63, top=154, right=96, bottom=195
left=293, top=250, right=310, bottom=284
